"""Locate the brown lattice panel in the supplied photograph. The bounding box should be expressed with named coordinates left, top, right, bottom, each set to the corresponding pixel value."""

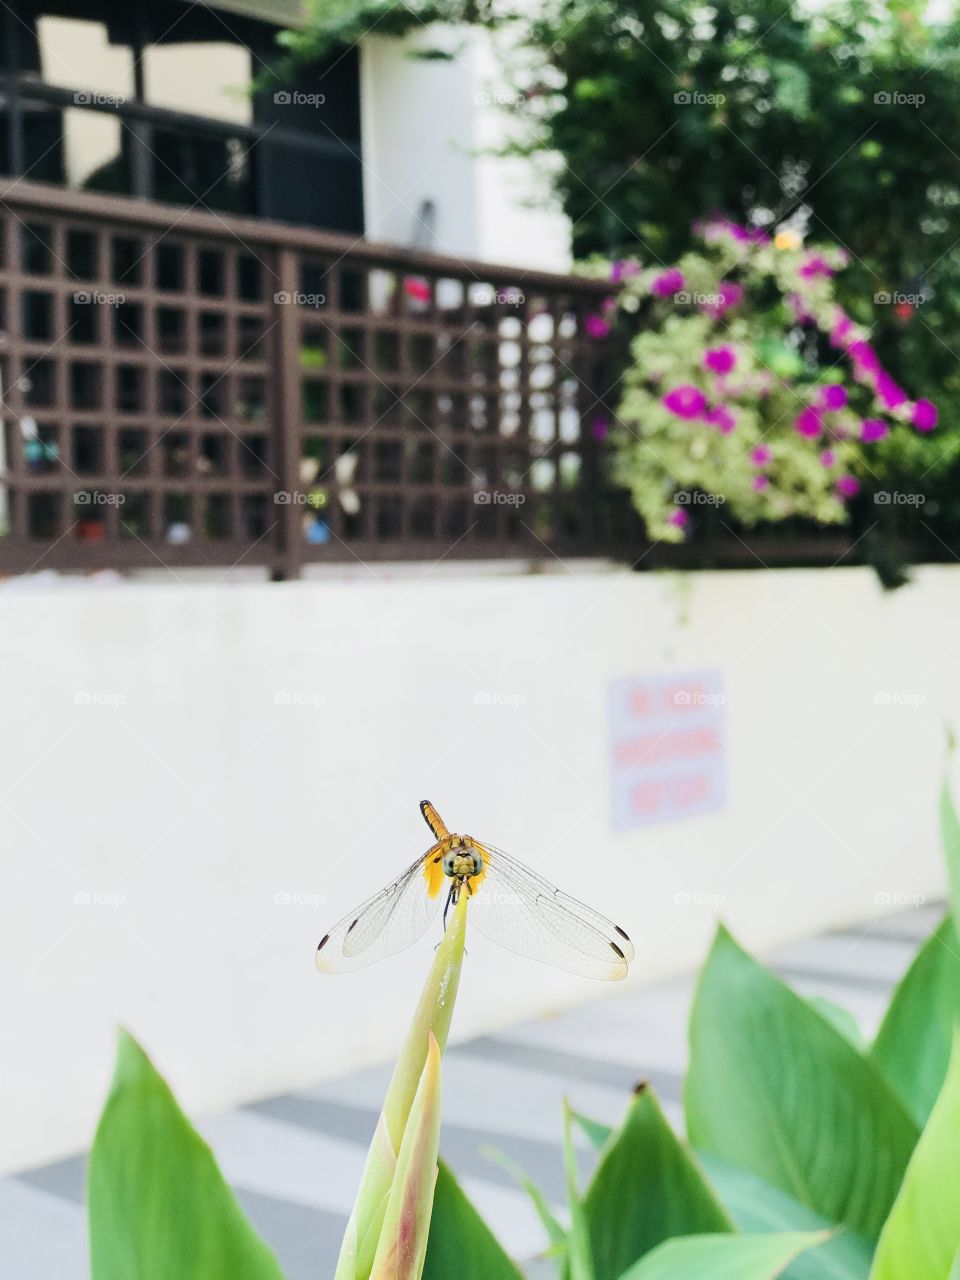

left=0, top=181, right=619, bottom=577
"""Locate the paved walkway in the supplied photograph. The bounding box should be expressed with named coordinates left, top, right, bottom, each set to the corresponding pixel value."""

left=2, top=902, right=942, bottom=1279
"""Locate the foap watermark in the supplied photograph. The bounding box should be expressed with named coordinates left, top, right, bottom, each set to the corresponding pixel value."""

left=674, top=890, right=727, bottom=907
left=474, top=490, right=525, bottom=506
left=674, top=491, right=725, bottom=507
left=673, top=689, right=726, bottom=707
left=875, top=890, right=926, bottom=908
left=874, top=91, right=924, bottom=108
left=874, top=291, right=928, bottom=307
left=274, top=889, right=327, bottom=907
left=674, top=90, right=726, bottom=106
left=274, top=691, right=325, bottom=709
left=274, top=490, right=326, bottom=507
left=74, top=290, right=126, bottom=307
left=874, top=491, right=926, bottom=506
left=273, top=90, right=326, bottom=107
left=74, top=889, right=126, bottom=908
left=474, top=690, right=526, bottom=709
left=74, top=691, right=126, bottom=708
left=74, top=91, right=126, bottom=107
left=75, top=490, right=125, bottom=506
left=674, top=290, right=723, bottom=307
left=874, top=691, right=926, bottom=707
left=471, top=285, right=525, bottom=306
left=474, top=89, right=522, bottom=108
left=273, top=291, right=326, bottom=308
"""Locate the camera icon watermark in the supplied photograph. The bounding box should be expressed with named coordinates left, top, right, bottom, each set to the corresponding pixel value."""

left=874, top=290, right=926, bottom=307
left=474, top=490, right=526, bottom=506
left=874, top=491, right=926, bottom=506
left=74, top=290, right=125, bottom=307
left=873, top=690, right=926, bottom=707
left=273, top=90, right=326, bottom=106
left=273, top=690, right=326, bottom=709
left=674, top=90, right=726, bottom=106
left=75, top=490, right=125, bottom=506
left=473, top=690, right=526, bottom=708
left=673, top=491, right=725, bottom=506
left=274, top=889, right=326, bottom=907
left=874, top=90, right=924, bottom=107
left=74, top=889, right=126, bottom=907
left=674, top=890, right=727, bottom=906
left=874, top=890, right=926, bottom=907
left=273, top=291, right=326, bottom=308
left=74, top=690, right=126, bottom=707
left=274, top=490, right=327, bottom=508
left=73, top=91, right=126, bottom=107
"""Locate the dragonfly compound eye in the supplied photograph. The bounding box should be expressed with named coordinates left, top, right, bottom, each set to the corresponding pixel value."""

left=442, top=853, right=458, bottom=876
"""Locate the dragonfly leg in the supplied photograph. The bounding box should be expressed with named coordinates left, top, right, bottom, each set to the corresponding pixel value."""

left=442, top=883, right=456, bottom=930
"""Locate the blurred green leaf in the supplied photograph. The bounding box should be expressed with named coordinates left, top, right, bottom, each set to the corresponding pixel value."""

left=807, top=997, right=865, bottom=1051
left=563, top=1100, right=596, bottom=1280
left=871, top=1032, right=960, bottom=1279
left=570, top=1110, right=614, bottom=1152
left=422, top=1161, right=523, bottom=1280
left=871, top=916, right=960, bottom=1126
left=481, top=1146, right=567, bottom=1263
left=686, top=926, right=918, bottom=1241
left=699, top=1153, right=872, bottom=1280
left=583, top=1087, right=731, bottom=1280
left=616, top=1231, right=826, bottom=1280
left=941, top=747, right=960, bottom=937
left=88, top=1030, right=285, bottom=1280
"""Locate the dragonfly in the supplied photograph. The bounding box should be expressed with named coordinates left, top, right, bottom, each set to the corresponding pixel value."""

left=316, top=801, right=633, bottom=981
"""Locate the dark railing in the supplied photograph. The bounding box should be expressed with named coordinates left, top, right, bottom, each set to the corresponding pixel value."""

left=0, top=180, right=634, bottom=579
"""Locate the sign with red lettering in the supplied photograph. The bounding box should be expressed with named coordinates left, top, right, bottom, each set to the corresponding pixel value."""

left=609, top=671, right=726, bottom=829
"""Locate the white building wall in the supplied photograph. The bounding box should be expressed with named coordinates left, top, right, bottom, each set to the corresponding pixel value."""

left=360, top=27, right=571, bottom=270
left=1, top=565, right=955, bottom=1172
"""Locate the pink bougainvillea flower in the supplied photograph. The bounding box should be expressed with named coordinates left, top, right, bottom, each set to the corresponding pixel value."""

left=818, top=384, right=848, bottom=412
left=703, top=345, right=737, bottom=375
left=861, top=418, right=889, bottom=443
left=795, top=407, right=823, bottom=438
left=403, top=277, right=431, bottom=303
left=750, top=445, right=772, bottom=465
left=912, top=398, right=938, bottom=432
left=667, top=507, right=689, bottom=528
left=700, top=280, right=744, bottom=317
left=585, top=313, right=611, bottom=339
left=799, top=254, right=834, bottom=280
left=836, top=474, right=860, bottom=499
left=829, top=312, right=856, bottom=348
left=875, top=373, right=907, bottom=410
left=662, top=385, right=708, bottom=419
left=752, top=474, right=770, bottom=491
left=651, top=267, right=685, bottom=299
left=591, top=414, right=610, bottom=441
left=704, top=405, right=736, bottom=434
left=820, top=449, right=836, bottom=467
left=847, top=341, right=881, bottom=374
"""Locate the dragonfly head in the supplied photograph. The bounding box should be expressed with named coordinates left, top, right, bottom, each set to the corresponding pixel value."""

left=442, top=847, right=484, bottom=881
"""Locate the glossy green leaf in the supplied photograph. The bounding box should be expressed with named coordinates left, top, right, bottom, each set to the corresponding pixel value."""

left=617, top=1231, right=826, bottom=1280
left=941, top=752, right=960, bottom=938
left=422, top=1161, right=523, bottom=1280
left=88, top=1030, right=285, bottom=1280
left=871, top=1032, right=960, bottom=1280
left=563, top=1100, right=595, bottom=1280
left=699, top=1153, right=872, bottom=1280
left=583, top=1087, right=731, bottom=1280
left=686, top=926, right=918, bottom=1241
left=871, top=916, right=960, bottom=1125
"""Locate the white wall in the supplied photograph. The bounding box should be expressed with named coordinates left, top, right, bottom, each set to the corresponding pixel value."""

left=2, top=565, right=956, bottom=1174
left=360, top=27, right=571, bottom=270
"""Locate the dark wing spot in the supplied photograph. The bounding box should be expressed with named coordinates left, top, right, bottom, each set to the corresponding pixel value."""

left=317, top=934, right=330, bottom=951
left=615, top=925, right=631, bottom=942
left=610, top=941, right=626, bottom=960
left=346, top=917, right=359, bottom=935
left=632, top=1079, right=649, bottom=1096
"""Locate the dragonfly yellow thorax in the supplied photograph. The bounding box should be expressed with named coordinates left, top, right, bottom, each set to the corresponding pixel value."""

left=422, top=834, right=486, bottom=899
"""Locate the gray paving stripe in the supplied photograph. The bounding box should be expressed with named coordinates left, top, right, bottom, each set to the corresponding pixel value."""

left=234, top=1187, right=347, bottom=1280
left=454, top=1036, right=685, bottom=1102
left=773, top=965, right=896, bottom=995
left=246, top=1094, right=573, bottom=1203
left=17, top=1155, right=85, bottom=1206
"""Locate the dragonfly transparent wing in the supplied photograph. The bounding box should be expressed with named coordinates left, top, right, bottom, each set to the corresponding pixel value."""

left=467, top=843, right=633, bottom=981
left=316, top=852, right=445, bottom=973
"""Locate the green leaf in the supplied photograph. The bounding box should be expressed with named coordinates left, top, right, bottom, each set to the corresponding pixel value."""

left=941, top=747, right=960, bottom=936
left=871, top=1032, right=960, bottom=1280
left=583, top=1087, right=731, bottom=1280
left=950, top=1250, right=960, bottom=1280
left=699, top=1153, right=872, bottom=1280
left=616, top=1231, right=826, bottom=1280
left=563, top=1100, right=595, bottom=1280
left=686, top=926, right=918, bottom=1241
left=88, top=1030, right=285, bottom=1280
left=481, top=1146, right=567, bottom=1258
left=570, top=1110, right=614, bottom=1152
left=871, top=916, right=960, bottom=1125
left=808, top=997, right=865, bottom=1051
left=422, top=1161, right=523, bottom=1280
